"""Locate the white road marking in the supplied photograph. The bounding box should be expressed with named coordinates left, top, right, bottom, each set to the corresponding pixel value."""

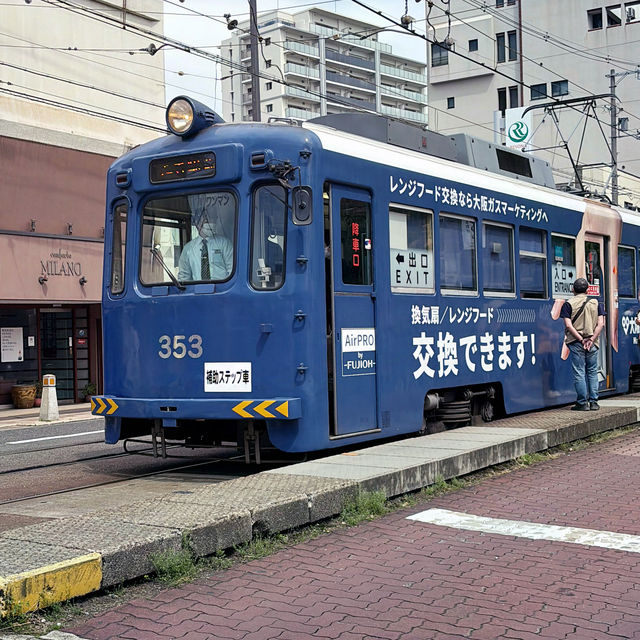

left=6, top=430, right=103, bottom=445
left=408, top=508, right=640, bottom=553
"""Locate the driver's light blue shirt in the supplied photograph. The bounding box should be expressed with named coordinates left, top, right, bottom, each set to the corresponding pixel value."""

left=178, top=235, right=233, bottom=281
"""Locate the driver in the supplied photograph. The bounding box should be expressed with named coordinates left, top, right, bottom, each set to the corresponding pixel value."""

left=178, top=209, right=233, bottom=281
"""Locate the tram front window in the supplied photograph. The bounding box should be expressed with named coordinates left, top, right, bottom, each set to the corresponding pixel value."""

left=140, top=191, right=237, bottom=286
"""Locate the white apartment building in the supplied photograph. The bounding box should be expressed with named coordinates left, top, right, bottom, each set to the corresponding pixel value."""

left=220, top=8, right=427, bottom=125
left=426, top=0, right=640, bottom=207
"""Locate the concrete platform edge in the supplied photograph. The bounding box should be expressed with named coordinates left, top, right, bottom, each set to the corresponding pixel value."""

left=0, top=404, right=638, bottom=618
left=0, top=553, right=101, bottom=617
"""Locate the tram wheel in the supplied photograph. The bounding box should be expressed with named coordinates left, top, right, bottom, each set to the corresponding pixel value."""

left=480, top=399, right=494, bottom=422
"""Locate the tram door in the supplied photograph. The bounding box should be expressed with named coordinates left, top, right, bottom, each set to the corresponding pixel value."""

left=584, top=234, right=610, bottom=387
left=328, top=185, right=378, bottom=436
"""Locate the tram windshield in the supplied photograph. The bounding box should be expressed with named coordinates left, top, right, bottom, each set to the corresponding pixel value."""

left=140, top=191, right=237, bottom=286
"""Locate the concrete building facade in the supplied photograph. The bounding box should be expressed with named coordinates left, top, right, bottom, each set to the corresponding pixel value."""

left=426, top=0, right=640, bottom=207
left=0, top=0, right=165, bottom=405
left=220, top=8, right=427, bottom=125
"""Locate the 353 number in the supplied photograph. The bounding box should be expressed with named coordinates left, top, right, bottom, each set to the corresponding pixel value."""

left=158, top=335, right=203, bottom=359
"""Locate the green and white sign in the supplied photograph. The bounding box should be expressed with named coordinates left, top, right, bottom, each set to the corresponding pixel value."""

left=505, top=107, right=533, bottom=151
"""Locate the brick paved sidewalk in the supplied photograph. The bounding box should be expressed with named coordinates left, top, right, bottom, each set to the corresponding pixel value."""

left=67, top=430, right=640, bottom=640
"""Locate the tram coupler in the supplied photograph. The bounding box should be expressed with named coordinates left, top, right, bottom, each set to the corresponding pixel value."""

left=243, top=420, right=261, bottom=465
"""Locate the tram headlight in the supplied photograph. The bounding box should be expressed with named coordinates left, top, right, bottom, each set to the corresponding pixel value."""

left=165, top=95, right=224, bottom=138
left=167, top=98, right=194, bottom=135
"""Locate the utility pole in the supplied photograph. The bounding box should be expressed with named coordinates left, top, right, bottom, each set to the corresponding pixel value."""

left=608, top=68, right=619, bottom=205
left=249, top=0, right=261, bottom=122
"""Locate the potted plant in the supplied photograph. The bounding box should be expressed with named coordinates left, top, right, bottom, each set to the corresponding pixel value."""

left=81, top=382, right=96, bottom=403
left=11, top=382, right=37, bottom=409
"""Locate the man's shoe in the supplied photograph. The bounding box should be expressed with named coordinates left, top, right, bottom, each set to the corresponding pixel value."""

left=590, top=402, right=600, bottom=411
left=571, top=403, right=590, bottom=411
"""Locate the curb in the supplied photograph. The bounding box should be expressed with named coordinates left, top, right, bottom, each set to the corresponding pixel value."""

left=0, top=554, right=101, bottom=617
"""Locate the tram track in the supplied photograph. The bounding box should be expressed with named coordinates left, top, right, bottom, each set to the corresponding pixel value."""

left=0, top=442, right=192, bottom=476
left=0, top=454, right=249, bottom=507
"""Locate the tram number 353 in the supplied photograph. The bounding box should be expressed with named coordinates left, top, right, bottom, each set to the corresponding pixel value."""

left=158, top=334, right=203, bottom=359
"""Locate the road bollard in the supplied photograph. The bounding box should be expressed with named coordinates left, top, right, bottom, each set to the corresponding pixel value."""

left=39, top=374, right=59, bottom=422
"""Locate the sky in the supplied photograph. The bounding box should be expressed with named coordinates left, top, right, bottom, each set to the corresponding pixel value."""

left=162, top=0, right=430, bottom=115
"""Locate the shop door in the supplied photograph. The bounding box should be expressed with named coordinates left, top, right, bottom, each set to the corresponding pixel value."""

left=584, top=234, right=610, bottom=387
left=40, top=310, right=74, bottom=401
left=329, top=185, right=378, bottom=436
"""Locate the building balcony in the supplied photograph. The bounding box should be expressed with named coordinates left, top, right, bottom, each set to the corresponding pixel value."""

left=326, top=94, right=376, bottom=111
left=326, top=70, right=375, bottom=92
left=284, top=62, right=320, bottom=79
left=286, top=106, right=321, bottom=119
left=305, top=23, right=392, bottom=54
left=380, top=105, right=428, bottom=124
left=286, top=86, right=321, bottom=102
left=380, top=63, right=427, bottom=85
left=284, top=40, right=320, bottom=58
left=338, top=32, right=392, bottom=54
left=325, top=48, right=374, bottom=70
left=380, top=84, right=426, bottom=104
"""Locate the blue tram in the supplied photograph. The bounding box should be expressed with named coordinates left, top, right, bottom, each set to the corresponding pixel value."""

left=93, top=96, right=640, bottom=458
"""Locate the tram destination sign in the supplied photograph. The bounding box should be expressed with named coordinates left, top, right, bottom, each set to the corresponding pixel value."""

left=149, top=152, right=216, bottom=184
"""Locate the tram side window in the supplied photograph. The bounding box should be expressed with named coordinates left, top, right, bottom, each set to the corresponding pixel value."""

left=439, top=214, right=477, bottom=293
left=250, top=185, right=286, bottom=290
left=482, top=223, right=514, bottom=295
left=388, top=205, right=434, bottom=292
left=519, top=226, right=547, bottom=298
left=340, top=198, right=372, bottom=286
left=618, top=246, right=636, bottom=298
left=110, top=202, right=128, bottom=295
left=550, top=235, right=576, bottom=299
left=140, top=191, right=236, bottom=286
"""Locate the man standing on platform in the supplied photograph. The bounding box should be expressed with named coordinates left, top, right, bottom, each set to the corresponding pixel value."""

left=561, top=277, right=606, bottom=411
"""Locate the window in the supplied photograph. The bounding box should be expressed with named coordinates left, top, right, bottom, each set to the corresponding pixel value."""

left=551, top=80, right=569, bottom=97
left=265, top=59, right=272, bottom=68
left=439, top=215, right=477, bottom=293
left=530, top=83, right=547, bottom=100
left=389, top=205, right=434, bottom=292
left=519, top=226, right=547, bottom=298
left=496, top=0, right=504, bottom=6
left=110, top=202, right=127, bottom=295
left=341, top=199, right=372, bottom=285
left=551, top=235, right=576, bottom=298
left=431, top=41, right=449, bottom=66
left=607, top=4, right=622, bottom=25
left=265, top=81, right=272, bottom=90
left=626, top=1, right=640, bottom=22
left=508, top=30, right=518, bottom=60
left=509, top=85, right=519, bottom=108
left=250, top=185, right=286, bottom=290
left=447, top=96, right=455, bottom=109
left=496, top=32, right=506, bottom=63
left=618, top=246, right=637, bottom=298
left=482, top=223, right=514, bottom=295
left=507, top=0, right=516, bottom=4
left=140, top=192, right=236, bottom=286
left=266, top=104, right=273, bottom=113
left=588, top=8, right=603, bottom=29
left=498, top=87, right=507, bottom=113
left=469, top=38, right=478, bottom=52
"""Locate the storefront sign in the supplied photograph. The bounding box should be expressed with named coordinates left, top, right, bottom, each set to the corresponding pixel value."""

left=1, top=327, right=24, bottom=362
left=41, top=249, right=83, bottom=278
